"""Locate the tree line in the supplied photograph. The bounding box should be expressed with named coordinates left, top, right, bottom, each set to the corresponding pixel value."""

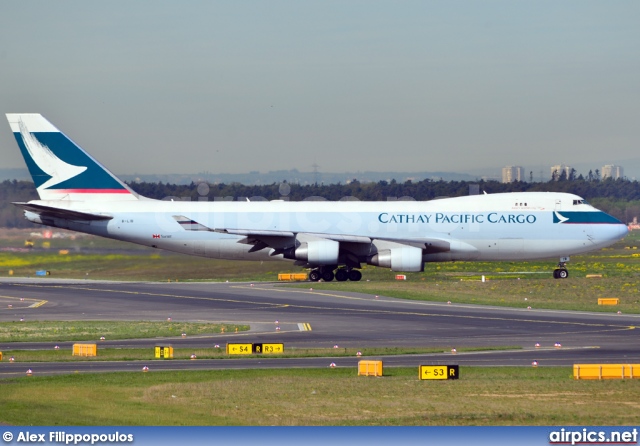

left=2, top=177, right=639, bottom=228
left=133, top=176, right=640, bottom=202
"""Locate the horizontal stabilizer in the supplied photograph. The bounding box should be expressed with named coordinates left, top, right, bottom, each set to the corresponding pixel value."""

left=13, top=202, right=113, bottom=221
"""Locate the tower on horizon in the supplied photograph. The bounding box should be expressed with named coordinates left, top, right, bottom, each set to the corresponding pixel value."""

left=602, top=165, right=624, bottom=180
left=550, top=164, right=572, bottom=181
left=501, top=166, right=524, bottom=183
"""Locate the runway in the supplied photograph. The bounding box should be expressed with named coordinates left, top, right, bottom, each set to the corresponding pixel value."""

left=1, top=278, right=639, bottom=377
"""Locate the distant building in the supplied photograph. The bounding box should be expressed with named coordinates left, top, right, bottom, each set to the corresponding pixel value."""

left=602, top=165, right=624, bottom=180
left=550, top=164, right=572, bottom=181
left=501, top=166, right=524, bottom=183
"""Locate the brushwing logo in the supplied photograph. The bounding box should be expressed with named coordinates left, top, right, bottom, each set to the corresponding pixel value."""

left=553, top=211, right=570, bottom=224
left=19, top=119, right=87, bottom=189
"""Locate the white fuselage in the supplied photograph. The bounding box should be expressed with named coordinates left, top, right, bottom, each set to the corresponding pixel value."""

left=25, top=191, right=628, bottom=264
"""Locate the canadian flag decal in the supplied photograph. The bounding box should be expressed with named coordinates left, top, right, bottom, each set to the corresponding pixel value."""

left=152, top=234, right=161, bottom=239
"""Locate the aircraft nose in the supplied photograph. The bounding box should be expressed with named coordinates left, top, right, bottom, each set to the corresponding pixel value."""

left=603, top=222, right=629, bottom=242
left=599, top=212, right=629, bottom=242
left=592, top=221, right=628, bottom=247
left=617, top=223, right=630, bottom=240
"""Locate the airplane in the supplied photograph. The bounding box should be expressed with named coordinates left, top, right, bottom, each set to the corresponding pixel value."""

left=6, top=113, right=629, bottom=281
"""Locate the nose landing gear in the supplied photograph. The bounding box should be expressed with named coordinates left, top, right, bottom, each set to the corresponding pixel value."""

left=553, top=257, right=570, bottom=279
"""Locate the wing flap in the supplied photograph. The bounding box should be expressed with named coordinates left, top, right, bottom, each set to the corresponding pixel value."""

left=376, top=237, right=451, bottom=253
left=216, top=228, right=296, bottom=237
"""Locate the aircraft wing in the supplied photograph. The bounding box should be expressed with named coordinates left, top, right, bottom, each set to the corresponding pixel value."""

left=173, top=215, right=451, bottom=254
left=221, top=229, right=450, bottom=254
left=13, top=202, right=113, bottom=221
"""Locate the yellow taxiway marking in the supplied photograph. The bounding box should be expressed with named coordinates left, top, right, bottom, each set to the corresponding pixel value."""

left=0, top=294, right=47, bottom=309
left=7, top=282, right=635, bottom=331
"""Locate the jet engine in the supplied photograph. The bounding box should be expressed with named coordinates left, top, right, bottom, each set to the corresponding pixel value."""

left=294, top=239, right=340, bottom=265
left=368, top=246, right=423, bottom=272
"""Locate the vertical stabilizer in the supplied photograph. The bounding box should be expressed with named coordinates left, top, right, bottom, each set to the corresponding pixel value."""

left=6, top=113, right=138, bottom=201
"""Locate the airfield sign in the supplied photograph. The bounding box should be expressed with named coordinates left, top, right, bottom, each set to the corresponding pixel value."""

left=419, top=365, right=459, bottom=380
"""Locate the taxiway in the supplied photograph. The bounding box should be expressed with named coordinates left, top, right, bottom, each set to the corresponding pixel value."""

left=0, top=278, right=638, bottom=377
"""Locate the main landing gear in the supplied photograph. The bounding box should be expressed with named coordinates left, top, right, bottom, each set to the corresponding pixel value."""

left=553, top=257, right=570, bottom=279
left=308, top=267, right=362, bottom=282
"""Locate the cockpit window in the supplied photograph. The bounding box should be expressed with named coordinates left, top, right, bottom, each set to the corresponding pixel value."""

left=573, top=199, right=588, bottom=205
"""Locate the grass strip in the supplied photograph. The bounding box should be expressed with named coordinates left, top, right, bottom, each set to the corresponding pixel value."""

left=0, top=321, right=249, bottom=342
left=1, top=367, right=639, bottom=426
left=0, top=346, right=521, bottom=362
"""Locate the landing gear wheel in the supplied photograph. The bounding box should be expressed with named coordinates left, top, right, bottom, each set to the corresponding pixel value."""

left=348, top=270, right=362, bottom=281
left=335, top=269, right=349, bottom=282
left=553, top=269, right=569, bottom=279
left=308, top=269, right=321, bottom=282
left=321, top=270, right=335, bottom=282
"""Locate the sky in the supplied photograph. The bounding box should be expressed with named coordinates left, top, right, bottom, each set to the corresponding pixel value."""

left=1, top=1, right=639, bottom=177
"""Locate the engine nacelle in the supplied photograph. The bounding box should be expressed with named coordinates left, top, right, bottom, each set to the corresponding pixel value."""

left=295, top=239, right=340, bottom=265
left=369, top=246, right=424, bottom=272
